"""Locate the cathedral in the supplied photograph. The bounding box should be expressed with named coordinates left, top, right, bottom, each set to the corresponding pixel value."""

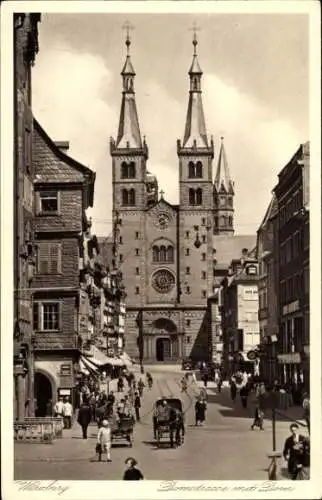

left=109, top=32, right=256, bottom=364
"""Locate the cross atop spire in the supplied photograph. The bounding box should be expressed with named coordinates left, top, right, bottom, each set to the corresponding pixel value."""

left=159, top=189, right=165, bottom=199
left=122, top=21, right=134, bottom=55
left=190, top=22, right=201, bottom=55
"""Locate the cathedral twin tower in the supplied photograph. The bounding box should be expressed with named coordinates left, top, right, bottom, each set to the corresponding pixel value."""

left=110, top=31, right=236, bottom=361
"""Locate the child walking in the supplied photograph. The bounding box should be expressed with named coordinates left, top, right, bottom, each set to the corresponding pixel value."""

left=251, top=404, right=264, bottom=431
left=97, top=419, right=112, bottom=462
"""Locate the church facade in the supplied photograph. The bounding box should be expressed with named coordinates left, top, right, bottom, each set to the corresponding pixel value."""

left=110, top=33, right=254, bottom=364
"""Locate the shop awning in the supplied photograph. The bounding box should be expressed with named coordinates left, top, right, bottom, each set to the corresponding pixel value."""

left=79, top=358, right=90, bottom=375
left=80, top=355, right=99, bottom=372
left=84, top=345, right=125, bottom=367
left=119, top=352, right=134, bottom=367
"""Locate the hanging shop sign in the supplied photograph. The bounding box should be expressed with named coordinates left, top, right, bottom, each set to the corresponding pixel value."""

left=277, top=353, right=301, bottom=364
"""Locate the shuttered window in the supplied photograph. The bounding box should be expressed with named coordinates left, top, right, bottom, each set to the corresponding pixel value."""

left=37, top=242, right=62, bottom=274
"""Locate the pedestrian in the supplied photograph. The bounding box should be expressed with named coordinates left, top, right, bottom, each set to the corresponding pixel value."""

left=117, top=376, right=124, bottom=392
left=251, top=404, right=264, bottom=431
left=77, top=400, right=91, bottom=439
left=195, top=397, right=205, bottom=426
left=89, top=392, right=96, bottom=423
left=191, top=371, right=197, bottom=385
left=96, top=419, right=112, bottom=462
left=152, top=399, right=161, bottom=440
left=202, top=372, right=208, bottom=388
left=296, top=436, right=310, bottom=480
left=54, top=396, right=64, bottom=418
left=138, top=378, right=145, bottom=397
left=123, top=457, right=144, bottom=480
left=46, top=398, right=53, bottom=417
left=302, top=392, right=310, bottom=434
left=134, top=392, right=141, bottom=422
left=240, top=385, right=249, bottom=409
left=181, top=377, right=187, bottom=392
left=230, top=379, right=237, bottom=403
left=62, top=397, right=73, bottom=429
left=107, top=390, right=115, bottom=407
left=283, top=423, right=307, bottom=480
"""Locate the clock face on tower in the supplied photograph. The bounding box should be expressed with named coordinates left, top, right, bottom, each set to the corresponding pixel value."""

left=152, top=270, right=175, bottom=294
left=155, top=213, right=170, bottom=230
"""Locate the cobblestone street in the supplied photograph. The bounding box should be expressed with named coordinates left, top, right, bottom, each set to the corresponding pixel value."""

left=14, top=368, right=308, bottom=481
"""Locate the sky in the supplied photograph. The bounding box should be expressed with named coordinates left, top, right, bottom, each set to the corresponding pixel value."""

left=32, top=13, right=309, bottom=236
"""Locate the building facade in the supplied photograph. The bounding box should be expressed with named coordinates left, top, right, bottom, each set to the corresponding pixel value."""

left=221, top=254, right=260, bottom=376
left=256, top=195, right=279, bottom=383
left=109, top=34, right=257, bottom=364
left=32, top=120, right=95, bottom=415
left=13, top=13, right=41, bottom=420
left=274, top=142, right=310, bottom=390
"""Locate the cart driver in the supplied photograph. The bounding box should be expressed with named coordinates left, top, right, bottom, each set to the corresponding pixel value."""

left=157, top=400, right=170, bottom=421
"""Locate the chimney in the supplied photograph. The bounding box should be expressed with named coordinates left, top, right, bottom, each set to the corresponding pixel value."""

left=55, top=141, right=70, bottom=152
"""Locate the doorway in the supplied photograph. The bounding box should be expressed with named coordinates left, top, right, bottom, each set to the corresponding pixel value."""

left=35, top=372, right=52, bottom=417
left=156, top=338, right=171, bottom=362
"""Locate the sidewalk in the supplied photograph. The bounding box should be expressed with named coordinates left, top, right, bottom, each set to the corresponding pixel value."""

left=202, top=383, right=308, bottom=428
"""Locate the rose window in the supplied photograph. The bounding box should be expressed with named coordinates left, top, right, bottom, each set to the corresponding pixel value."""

left=152, top=270, right=175, bottom=293
left=155, top=213, right=170, bottom=229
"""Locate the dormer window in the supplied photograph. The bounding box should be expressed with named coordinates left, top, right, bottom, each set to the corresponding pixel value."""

left=39, top=191, right=59, bottom=214
left=247, top=265, right=257, bottom=275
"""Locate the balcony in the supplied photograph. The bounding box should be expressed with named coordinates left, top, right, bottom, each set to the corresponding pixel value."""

left=34, top=333, right=79, bottom=350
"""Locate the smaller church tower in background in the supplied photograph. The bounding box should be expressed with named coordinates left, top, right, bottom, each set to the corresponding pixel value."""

left=213, top=137, right=235, bottom=235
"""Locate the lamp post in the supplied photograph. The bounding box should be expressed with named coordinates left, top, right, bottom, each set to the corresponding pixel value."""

left=267, top=390, right=281, bottom=480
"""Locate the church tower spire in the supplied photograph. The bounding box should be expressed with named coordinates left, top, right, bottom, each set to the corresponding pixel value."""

left=115, top=26, right=143, bottom=149
left=213, top=137, right=235, bottom=235
left=182, top=31, right=208, bottom=148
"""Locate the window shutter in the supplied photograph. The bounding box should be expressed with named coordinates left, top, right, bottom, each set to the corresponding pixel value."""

left=49, top=243, right=61, bottom=274
left=38, top=243, right=50, bottom=274
left=35, top=191, right=41, bottom=215
left=33, top=302, right=39, bottom=330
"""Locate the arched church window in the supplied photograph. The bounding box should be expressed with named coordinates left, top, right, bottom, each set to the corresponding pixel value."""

left=128, top=189, right=136, bottom=206
left=228, top=216, right=233, bottom=227
left=159, top=245, right=166, bottom=262
left=193, top=77, right=198, bottom=90
left=189, top=188, right=195, bottom=205
left=220, top=216, right=225, bottom=227
left=121, top=162, right=128, bottom=179
left=196, top=188, right=203, bottom=205
left=128, top=162, right=136, bottom=178
left=196, top=161, right=203, bottom=178
left=188, top=161, right=195, bottom=178
left=167, top=246, right=174, bottom=262
left=214, top=216, right=218, bottom=228
left=122, top=189, right=128, bottom=206
left=152, top=246, right=159, bottom=262
left=228, top=196, right=233, bottom=207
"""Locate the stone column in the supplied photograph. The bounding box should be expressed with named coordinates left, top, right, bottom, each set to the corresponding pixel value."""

left=14, top=365, right=26, bottom=421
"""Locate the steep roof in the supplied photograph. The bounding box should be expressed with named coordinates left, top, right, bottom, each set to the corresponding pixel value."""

left=97, top=236, right=114, bottom=268
left=33, top=119, right=95, bottom=207
left=182, top=40, right=208, bottom=148
left=214, top=138, right=234, bottom=194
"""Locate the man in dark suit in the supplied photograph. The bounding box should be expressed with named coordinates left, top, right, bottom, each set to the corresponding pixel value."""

left=77, top=400, right=92, bottom=439
left=283, top=423, right=306, bottom=479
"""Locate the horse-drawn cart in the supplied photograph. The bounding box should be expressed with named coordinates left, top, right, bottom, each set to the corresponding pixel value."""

left=154, top=398, right=183, bottom=448
left=111, top=414, right=135, bottom=447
